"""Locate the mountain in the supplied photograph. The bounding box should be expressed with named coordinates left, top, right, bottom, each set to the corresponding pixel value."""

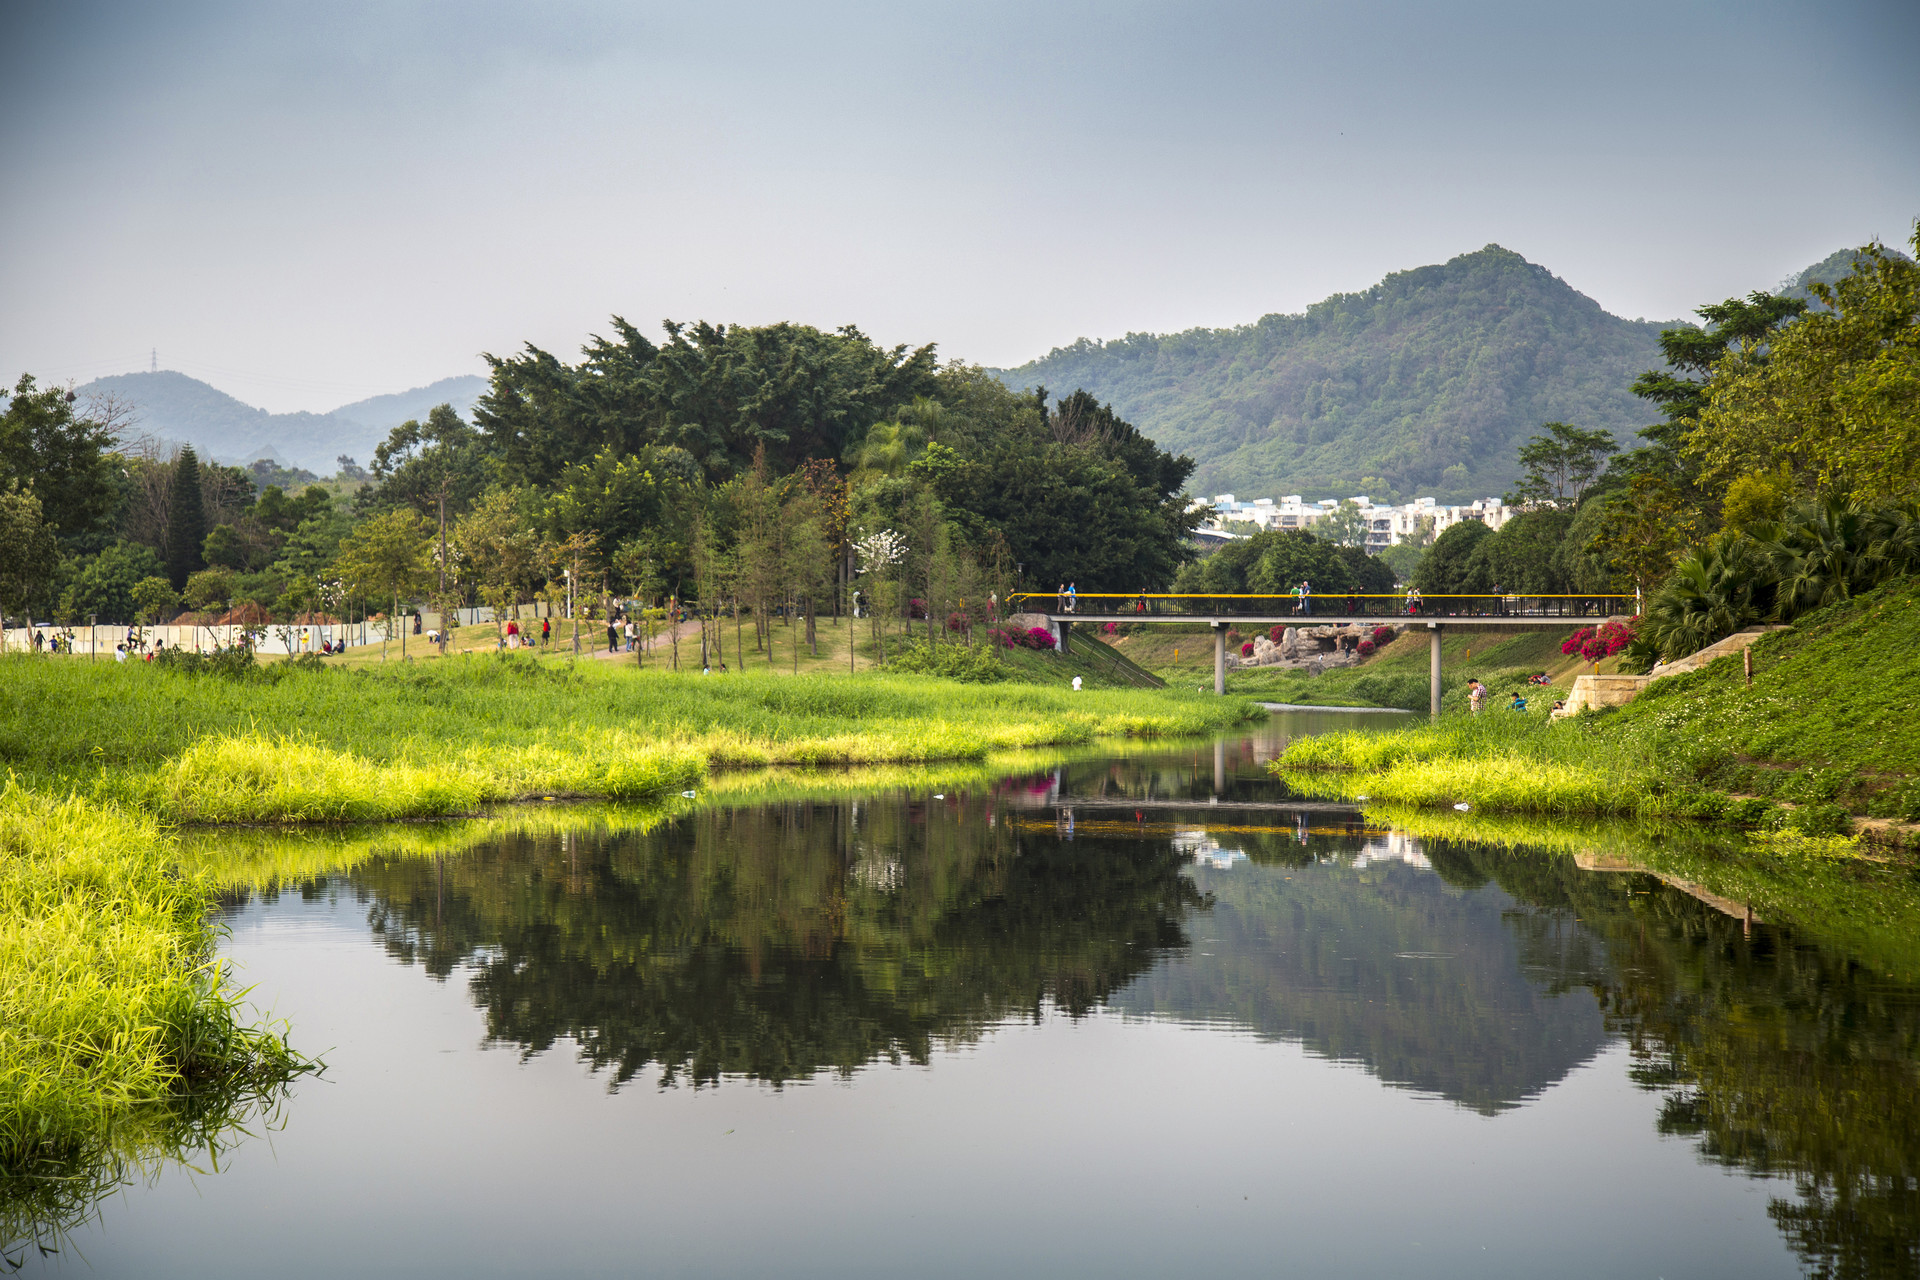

left=1777, top=243, right=1914, bottom=309
left=74, top=371, right=486, bottom=474
left=996, top=246, right=1679, bottom=503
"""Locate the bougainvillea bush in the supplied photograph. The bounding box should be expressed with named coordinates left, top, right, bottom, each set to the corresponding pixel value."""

left=1358, top=639, right=1376, bottom=657
left=1269, top=626, right=1284, bottom=643
left=1561, top=619, right=1637, bottom=662
left=1241, top=641, right=1255, bottom=657
left=1371, top=626, right=1395, bottom=647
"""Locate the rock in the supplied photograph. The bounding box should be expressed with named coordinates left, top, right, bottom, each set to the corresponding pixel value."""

left=1280, top=627, right=1298, bottom=658
left=1005, top=612, right=1051, bottom=632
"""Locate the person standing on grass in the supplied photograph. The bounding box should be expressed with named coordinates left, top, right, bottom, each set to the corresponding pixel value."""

left=606, top=618, right=619, bottom=654
left=624, top=617, right=635, bottom=652
left=541, top=616, right=551, bottom=647
left=1468, top=677, right=1486, bottom=715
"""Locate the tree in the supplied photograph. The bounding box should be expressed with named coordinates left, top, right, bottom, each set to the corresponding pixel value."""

left=0, top=374, right=123, bottom=551
left=57, top=541, right=164, bottom=625
left=1509, top=422, right=1615, bottom=507
left=1587, top=473, right=1697, bottom=593
left=1465, top=508, right=1573, bottom=594
left=131, top=576, right=180, bottom=626
left=1412, top=519, right=1493, bottom=595
left=1315, top=499, right=1370, bottom=547
left=1689, top=229, right=1920, bottom=505
left=166, top=446, right=207, bottom=590
left=332, top=508, right=434, bottom=660
left=0, top=486, right=58, bottom=625
left=455, top=487, right=546, bottom=640
left=364, top=404, right=489, bottom=532
left=183, top=568, right=235, bottom=615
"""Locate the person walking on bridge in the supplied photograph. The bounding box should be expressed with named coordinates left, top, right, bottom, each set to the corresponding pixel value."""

left=1065, top=583, right=1077, bottom=614
left=1294, top=580, right=1311, bottom=617
left=1056, top=583, right=1067, bottom=613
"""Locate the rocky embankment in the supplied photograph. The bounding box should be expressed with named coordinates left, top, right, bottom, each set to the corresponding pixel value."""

left=1228, top=623, right=1399, bottom=676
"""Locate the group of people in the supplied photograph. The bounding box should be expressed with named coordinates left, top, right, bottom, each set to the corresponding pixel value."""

left=1055, top=583, right=1078, bottom=613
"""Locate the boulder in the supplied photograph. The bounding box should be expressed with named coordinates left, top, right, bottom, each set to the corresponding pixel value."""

left=1279, top=627, right=1298, bottom=658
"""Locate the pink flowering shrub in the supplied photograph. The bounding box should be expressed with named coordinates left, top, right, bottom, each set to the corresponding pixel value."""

left=1103, top=621, right=1118, bottom=635
left=1371, top=626, right=1395, bottom=646
left=1358, top=638, right=1376, bottom=657
left=1269, top=625, right=1284, bottom=643
left=1026, top=626, right=1057, bottom=651
left=1561, top=619, right=1636, bottom=661
left=1241, top=641, right=1255, bottom=657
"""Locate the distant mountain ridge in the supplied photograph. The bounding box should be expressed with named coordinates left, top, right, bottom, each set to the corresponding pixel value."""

left=997, top=246, right=1680, bottom=503
left=74, top=370, right=486, bottom=474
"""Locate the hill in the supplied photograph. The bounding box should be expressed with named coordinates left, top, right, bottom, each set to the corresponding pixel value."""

left=997, top=246, right=1680, bottom=503
left=74, top=370, right=485, bottom=474
left=1776, top=243, right=1915, bottom=309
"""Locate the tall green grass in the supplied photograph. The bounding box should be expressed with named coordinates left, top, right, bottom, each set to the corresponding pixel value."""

left=2, top=653, right=1260, bottom=823
left=0, top=782, right=311, bottom=1257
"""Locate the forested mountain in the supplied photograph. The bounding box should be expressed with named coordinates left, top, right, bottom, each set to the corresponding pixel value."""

left=996, top=246, right=1678, bottom=503
left=1776, top=244, right=1915, bottom=308
left=71, top=370, right=485, bottom=473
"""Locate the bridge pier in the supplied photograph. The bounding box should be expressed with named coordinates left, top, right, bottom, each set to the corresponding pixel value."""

left=1429, top=623, right=1442, bottom=717
left=1213, top=622, right=1226, bottom=696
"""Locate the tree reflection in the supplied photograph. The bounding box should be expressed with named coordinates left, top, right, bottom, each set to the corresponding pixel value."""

left=1441, top=840, right=1920, bottom=1280
left=348, top=796, right=1205, bottom=1087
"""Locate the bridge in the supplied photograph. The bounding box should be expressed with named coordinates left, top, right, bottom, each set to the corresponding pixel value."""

left=1009, top=592, right=1637, bottom=714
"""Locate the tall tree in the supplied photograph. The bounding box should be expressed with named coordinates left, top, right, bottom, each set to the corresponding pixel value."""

left=0, top=374, right=122, bottom=551
left=0, top=486, right=58, bottom=624
left=166, top=446, right=207, bottom=590
left=1509, top=422, right=1615, bottom=507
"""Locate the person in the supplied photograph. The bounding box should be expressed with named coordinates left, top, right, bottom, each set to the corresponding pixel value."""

left=1468, top=677, right=1486, bottom=715
left=506, top=619, right=519, bottom=648
left=1345, top=591, right=1360, bottom=616
left=1071, top=676, right=1083, bottom=691
left=114, top=643, right=127, bottom=663
left=1066, top=583, right=1077, bottom=614
left=1406, top=587, right=1422, bottom=615
left=852, top=589, right=863, bottom=619
left=1136, top=588, right=1148, bottom=615
left=1551, top=698, right=1566, bottom=713
left=606, top=619, right=619, bottom=654
left=986, top=591, right=997, bottom=620
left=1510, top=691, right=1528, bottom=712
left=541, top=617, right=551, bottom=647
left=1056, top=583, right=1067, bottom=613
left=1295, top=580, right=1312, bottom=617
left=624, top=618, right=636, bottom=652
left=412, top=612, right=422, bottom=635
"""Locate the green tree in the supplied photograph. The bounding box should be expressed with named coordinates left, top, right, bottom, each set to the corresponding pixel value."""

left=183, top=567, right=235, bottom=615
left=332, top=509, right=434, bottom=660
left=1509, top=422, right=1615, bottom=507
left=166, top=446, right=207, bottom=590
left=1466, top=508, right=1574, bottom=594
left=1690, top=229, right=1920, bottom=504
left=1412, top=519, right=1492, bottom=595
left=57, top=541, right=164, bottom=624
left=0, top=374, right=122, bottom=550
left=130, top=576, right=180, bottom=626
left=0, top=486, right=59, bottom=624
left=1315, top=499, right=1370, bottom=547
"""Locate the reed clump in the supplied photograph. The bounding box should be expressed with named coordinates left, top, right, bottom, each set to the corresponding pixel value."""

left=0, top=782, right=311, bottom=1257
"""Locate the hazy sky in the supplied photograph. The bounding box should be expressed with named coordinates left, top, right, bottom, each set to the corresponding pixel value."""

left=4, top=0, right=1917, bottom=413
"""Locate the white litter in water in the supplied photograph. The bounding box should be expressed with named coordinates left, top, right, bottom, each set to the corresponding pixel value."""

left=681, top=791, right=698, bottom=799
left=1453, top=802, right=1471, bottom=811
left=1355, top=794, right=1369, bottom=801
left=932, top=794, right=945, bottom=799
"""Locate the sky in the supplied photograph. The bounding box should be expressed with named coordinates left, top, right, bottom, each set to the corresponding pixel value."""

left=3, top=0, right=1918, bottom=414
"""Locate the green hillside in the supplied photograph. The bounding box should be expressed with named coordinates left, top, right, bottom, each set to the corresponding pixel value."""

left=997, top=245, right=1678, bottom=503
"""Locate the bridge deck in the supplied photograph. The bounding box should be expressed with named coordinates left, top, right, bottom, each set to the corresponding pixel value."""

left=1043, top=613, right=1601, bottom=629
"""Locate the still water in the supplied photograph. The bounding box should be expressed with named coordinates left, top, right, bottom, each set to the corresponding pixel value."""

left=30, top=712, right=1920, bottom=1277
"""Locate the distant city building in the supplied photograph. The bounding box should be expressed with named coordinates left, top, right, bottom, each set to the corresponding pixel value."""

left=1190, top=491, right=1516, bottom=552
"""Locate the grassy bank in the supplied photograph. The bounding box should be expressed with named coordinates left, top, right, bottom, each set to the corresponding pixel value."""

left=1272, top=578, right=1920, bottom=841
left=0, top=783, right=309, bottom=1255
left=2, top=655, right=1259, bottom=824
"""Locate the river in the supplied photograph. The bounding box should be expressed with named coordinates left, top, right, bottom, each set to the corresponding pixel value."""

left=23, top=711, right=1920, bottom=1278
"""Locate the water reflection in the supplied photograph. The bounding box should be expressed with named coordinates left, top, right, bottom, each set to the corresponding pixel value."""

left=47, top=721, right=1912, bottom=1279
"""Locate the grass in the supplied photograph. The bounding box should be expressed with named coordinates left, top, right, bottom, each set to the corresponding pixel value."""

left=2, top=651, right=1261, bottom=824
left=1271, top=577, right=1920, bottom=840
left=0, top=782, right=310, bottom=1258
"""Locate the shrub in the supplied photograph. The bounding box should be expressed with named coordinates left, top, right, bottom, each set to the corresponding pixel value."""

left=945, top=612, right=968, bottom=633
left=1269, top=626, right=1284, bottom=643
left=1358, top=639, right=1375, bottom=657
left=1103, top=621, right=1118, bottom=635
left=1026, top=626, right=1057, bottom=651
left=1225, top=629, right=1241, bottom=647
left=989, top=626, right=1055, bottom=651
left=1787, top=802, right=1852, bottom=837
left=1371, top=626, right=1395, bottom=646
left=1240, top=641, right=1254, bottom=657
left=1561, top=618, right=1636, bottom=662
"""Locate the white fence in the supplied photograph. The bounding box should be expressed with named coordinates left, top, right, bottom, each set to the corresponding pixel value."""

left=2, top=600, right=569, bottom=656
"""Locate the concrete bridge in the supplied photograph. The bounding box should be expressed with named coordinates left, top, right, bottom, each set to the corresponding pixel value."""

left=1014, top=593, right=1635, bottom=715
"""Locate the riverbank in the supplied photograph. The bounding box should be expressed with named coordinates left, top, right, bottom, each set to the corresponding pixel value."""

left=1271, top=578, right=1920, bottom=848
left=2, top=655, right=1260, bottom=824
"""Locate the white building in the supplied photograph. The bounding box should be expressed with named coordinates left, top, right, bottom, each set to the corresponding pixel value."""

left=1196, top=492, right=1516, bottom=553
